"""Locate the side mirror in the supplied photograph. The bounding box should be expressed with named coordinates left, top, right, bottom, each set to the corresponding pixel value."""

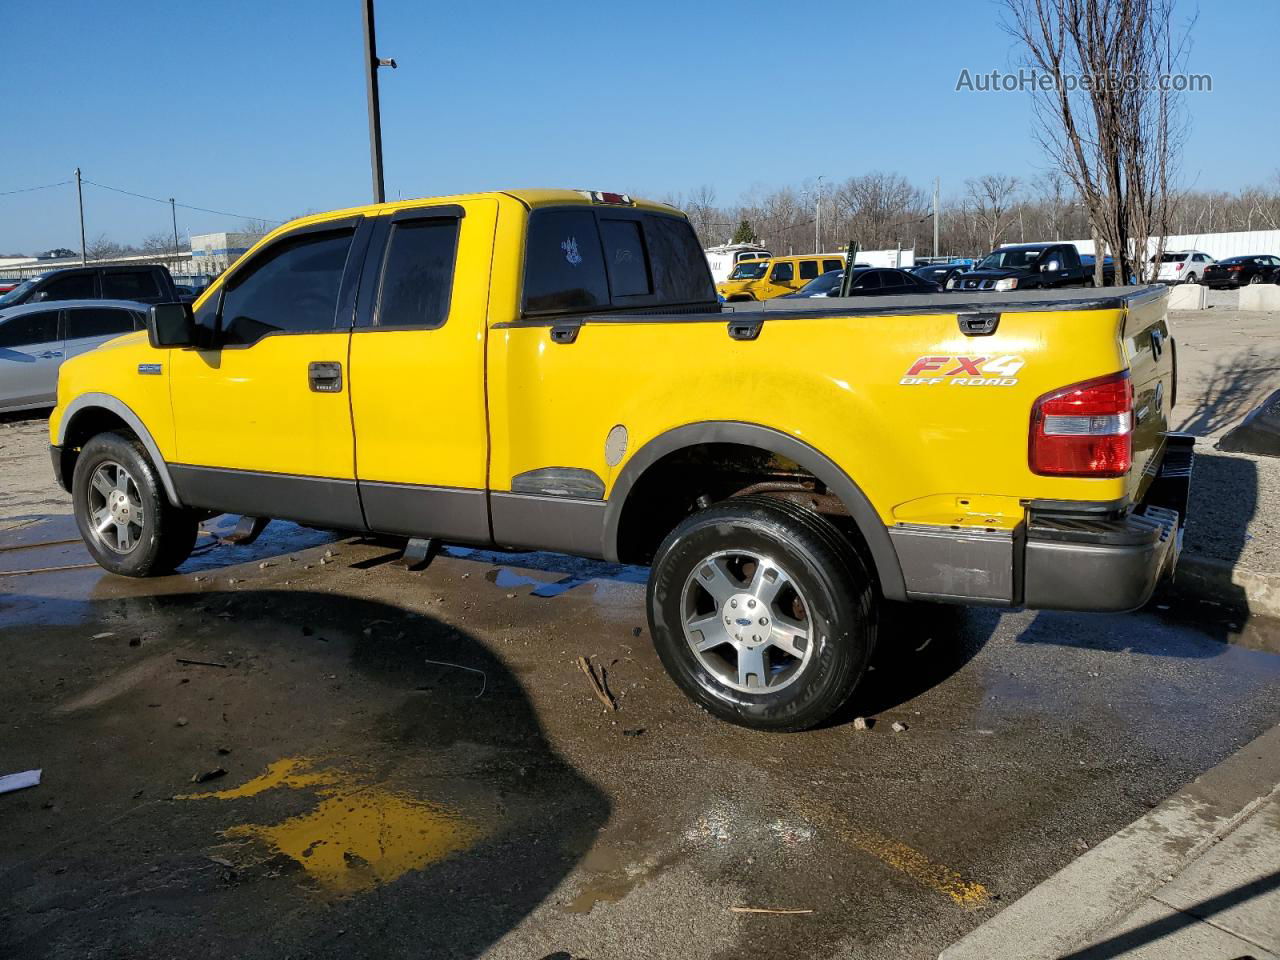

left=147, top=301, right=196, bottom=348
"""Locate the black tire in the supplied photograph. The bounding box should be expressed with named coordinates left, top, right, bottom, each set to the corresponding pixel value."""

left=646, top=495, right=877, bottom=732
left=1184, top=272, right=1197, bottom=285
left=1249, top=273, right=1264, bottom=284
left=1082, top=277, right=1096, bottom=287
left=72, top=432, right=199, bottom=577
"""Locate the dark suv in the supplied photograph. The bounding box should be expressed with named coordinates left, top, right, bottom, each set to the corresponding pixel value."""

left=948, top=243, right=1115, bottom=292
left=0, top=264, right=179, bottom=309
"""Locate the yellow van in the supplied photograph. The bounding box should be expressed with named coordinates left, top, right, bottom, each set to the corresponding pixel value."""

left=716, top=254, right=845, bottom=301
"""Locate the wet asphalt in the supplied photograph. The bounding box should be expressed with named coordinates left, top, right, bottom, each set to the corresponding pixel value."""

left=1, top=515, right=1278, bottom=960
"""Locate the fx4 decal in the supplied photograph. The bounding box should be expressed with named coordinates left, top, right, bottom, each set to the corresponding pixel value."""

left=901, top=355, right=1025, bottom=386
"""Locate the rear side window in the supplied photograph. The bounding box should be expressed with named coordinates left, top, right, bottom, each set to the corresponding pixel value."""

left=599, top=219, right=651, bottom=297
left=102, top=270, right=161, bottom=300
left=376, top=218, right=459, bottom=328
left=822, top=259, right=843, bottom=273
left=218, top=229, right=353, bottom=345
left=0, top=311, right=58, bottom=347
left=798, top=260, right=819, bottom=280
left=771, top=262, right=794, bottom=282
left=641, top=214, right=715, bottom=304
left=523, top=209, right=609, bottom=314
left=41, top=272, right=95, bottom=300
left=66, top=307, right=138, bottom=339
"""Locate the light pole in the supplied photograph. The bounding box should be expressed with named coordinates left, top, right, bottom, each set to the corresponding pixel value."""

left=170, top=197, right=179, bottom=259
left=814, top=175, right=823, bottom=253
left=932, top=177, right=940, bottom=259
left=361, top=0, right=397, bottom=203
left=75, top=167, right=86, bottom=265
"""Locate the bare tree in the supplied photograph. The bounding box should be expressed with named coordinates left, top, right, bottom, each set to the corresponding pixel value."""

left=1002, top=0, right=1192, bottom=283
left=835, top=173, right=926, bottom=250
left=139, top=231, right=178, bottom=255
left=85, top=233, right=128, bottom=261
left=966, top=174, right=1022, bottom=250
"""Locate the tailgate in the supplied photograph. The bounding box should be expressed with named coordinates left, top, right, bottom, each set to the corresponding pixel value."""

left=1122, top=290, right=1175, bottom=502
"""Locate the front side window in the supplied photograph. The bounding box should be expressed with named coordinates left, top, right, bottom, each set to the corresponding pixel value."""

left=0, top=311, right=59, bottom=348
left=66, top=307, right=139, bottom=340
left=849, top=271, right=880, bottom=291
left=217, top=229, right=353, bottom=345
left=41, top=272, right=96, bottom=300
left=523, top=209, right=609, bottom=315
left=376, top=219, right=459, bottom=328
left=102, top=270, right=161, bottom=300
left=798, top=260, right=819, bottom=280
left=771, top=262, right=794, bottom=283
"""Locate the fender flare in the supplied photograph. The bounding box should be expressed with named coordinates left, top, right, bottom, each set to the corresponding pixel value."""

left=601, top=421, right=906, bottom=601
left=56, top=393, right=183, bottom=507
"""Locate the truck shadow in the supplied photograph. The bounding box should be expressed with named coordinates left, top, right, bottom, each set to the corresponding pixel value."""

left=1175, top=352, right=1280, bottom=437
left=0, top=587, right=608, bottom=960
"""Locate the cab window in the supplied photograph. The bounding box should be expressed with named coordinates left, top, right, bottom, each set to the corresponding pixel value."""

left=41, top=272, right=96, bottom=300
left=66, top=307, right=139, bottom=339
left=770, top=261, right=794, bottom=283
left=102, top=270, right=161, bottom=300
left=375, top=218, right=459, bottom=328
left=798, top=260, right=819, bottom=280
left=642, top=215, right=715, bottom=304
left=523, top=209, right=609, bottom=315
left=216, top=228, right=354, bottom=346
left=0, top=311, right=59, bottom=348
left=822, top=259, right=843, bottom=273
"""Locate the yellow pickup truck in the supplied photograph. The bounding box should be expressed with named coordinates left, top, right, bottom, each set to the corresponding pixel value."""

left=50, top=188, right=1191, bottom=731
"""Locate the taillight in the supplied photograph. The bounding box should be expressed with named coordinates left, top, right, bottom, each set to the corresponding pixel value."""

left=1029, top=371, right=1133, bottom=477
left=1175, top=263, right=1184, bottom=271
left=1227, top=265, right=1243, bottom=271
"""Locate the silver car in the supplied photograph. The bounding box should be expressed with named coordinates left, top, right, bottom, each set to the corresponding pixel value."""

left=0, top=299, right=148, bottom=413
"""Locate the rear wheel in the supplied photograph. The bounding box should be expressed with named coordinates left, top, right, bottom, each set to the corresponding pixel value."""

left=72, top=432, right=199, bottom=577
left=647, top=495, right=877, bottom=731
left=1184, top=272, right=1198, bottom=284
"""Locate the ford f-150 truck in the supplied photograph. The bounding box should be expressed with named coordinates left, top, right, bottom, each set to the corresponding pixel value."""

left=49, top=189, right=1191, bottom=731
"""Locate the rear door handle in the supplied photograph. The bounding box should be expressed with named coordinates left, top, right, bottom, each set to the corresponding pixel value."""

left=308, top=360, right=343, bottom=393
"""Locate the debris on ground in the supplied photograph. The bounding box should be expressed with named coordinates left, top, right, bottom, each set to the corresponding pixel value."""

left=129, top=637, right=142, bottom=647
left=191, top=768, right=227, bottom=784
left=622, top=728, right=646, bottom=738
left=891, top=721, right=909, bottom=733
left=853, top=717, right=872, bottom=731
left=216, top=746, right=232, bottom=755
left=632, top=626, right=643, bottom=637
left=0, top=769, right=41, bottom=795
left=576, top=656, right=616, bottom=711
left=729, top=906, right=814, bottom=915
left=175, top=717, right=190, bottom=727
left=176, top=657, right=228, bottom=669
left=420, top=658, right=487, bottom=698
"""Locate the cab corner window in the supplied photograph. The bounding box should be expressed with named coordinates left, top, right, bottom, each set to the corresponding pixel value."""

left=376, top=218, right=459, bottom=328
left=216, top=228, right=354, bottom=345
left=599, top=218, right=651, bottom=298
left=523, top=209, right=608, bottom=315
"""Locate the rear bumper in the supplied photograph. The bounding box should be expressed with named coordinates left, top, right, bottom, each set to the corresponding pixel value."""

left=891, top=434, right=1194, bottom=612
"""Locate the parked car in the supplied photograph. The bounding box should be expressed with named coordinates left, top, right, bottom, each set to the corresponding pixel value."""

left=781, top=268, right=942, bottom=297
left=1150, top=250, right=1214, bottom=284
left=0, top=279, right=21, bottom=295
left=0, top=263, right=179, bottom=309
left=716, top=254, right=845, bottom=301
left=51, top=188, right=1188, bottom=731
left=949, top=243, right=1112, bottom=291
left=0, top=299, right=147, bottom=413
left=1201, top=255, right=1280, bottom=289
left=911, top=263, right=968, bottom=288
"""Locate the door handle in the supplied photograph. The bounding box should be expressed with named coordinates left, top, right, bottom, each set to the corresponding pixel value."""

left=549, top=323, right=580, bottom=345
left=308, top=360, right=343, bottom=393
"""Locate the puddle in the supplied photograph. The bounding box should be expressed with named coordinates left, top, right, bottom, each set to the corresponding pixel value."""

left=178, top=756, right=482, bottom=894
left=448, top=545, right=647, bottom=598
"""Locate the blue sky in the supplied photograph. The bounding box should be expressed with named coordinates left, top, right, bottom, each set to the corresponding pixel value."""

left=0, top=0, right=1270, bottom=253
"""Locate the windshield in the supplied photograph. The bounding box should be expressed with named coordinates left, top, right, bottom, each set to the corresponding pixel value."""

left=0, top=280, right=35, bottom=307
left=796, top=271, right=842, bottom=296
left=977, top=248, right=1046, bottom=270
left=728, top=262, right=769, bottom=280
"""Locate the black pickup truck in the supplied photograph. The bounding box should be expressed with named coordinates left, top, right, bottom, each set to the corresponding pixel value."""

left=0, top=263, right=179, bottom=308
left=947, top=242, right=1115, bottom=292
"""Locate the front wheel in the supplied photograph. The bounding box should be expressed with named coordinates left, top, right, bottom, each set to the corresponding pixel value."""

left=1249, top=273, right=1264, bottom=284
left=647, top=496, right=877, bottom=731
left=72, top=432, right=200, bottom=577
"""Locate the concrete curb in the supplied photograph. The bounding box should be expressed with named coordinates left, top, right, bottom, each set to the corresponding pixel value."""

left=1176, top=553, right=1280, bottom=619
left=939, top=722, right=1280, bottom=960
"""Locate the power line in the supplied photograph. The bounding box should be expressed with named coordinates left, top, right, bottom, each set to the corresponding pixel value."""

left=81, top=178, right=284, bottom=225
left=0, top=179, right=72, bottom=197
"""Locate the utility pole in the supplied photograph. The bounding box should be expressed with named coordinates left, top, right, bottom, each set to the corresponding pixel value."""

left=815, top=175, right=823, bottom=253
left=170, top=198, right=179, bottom=259
left=75, top=167, right=87, bottom=265
left=361, top=0, right=396, bottom=203
left=932, top=176, right=940, bottom=259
